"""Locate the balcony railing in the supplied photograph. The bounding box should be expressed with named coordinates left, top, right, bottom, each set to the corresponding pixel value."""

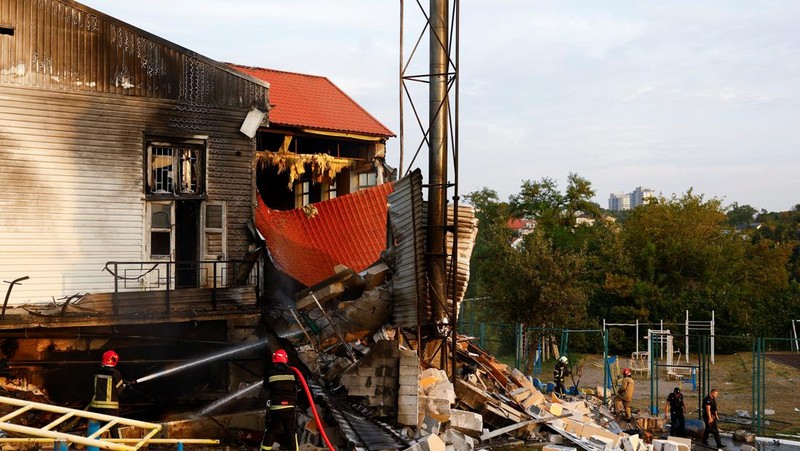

left=103, top=259, right=260, bottom=315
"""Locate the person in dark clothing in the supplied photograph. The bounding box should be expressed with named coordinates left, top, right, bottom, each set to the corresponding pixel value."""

left=88, top=350, right=125, bottom=438
left=261, top=349, right=299, bottom=451
left=703, top=388, right=725, bottom=448
left=665, top=387, right=685, bottom=437
left=553, top=356, right=572, bottom=395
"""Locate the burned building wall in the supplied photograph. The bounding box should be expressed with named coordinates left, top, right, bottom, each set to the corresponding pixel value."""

left=0, top=0, right=268, bottom=303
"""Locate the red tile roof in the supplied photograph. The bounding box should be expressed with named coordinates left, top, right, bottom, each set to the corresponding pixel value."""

left=254, top=183, right=395, bottom=287
left=229, top=64, right=395, bottom=138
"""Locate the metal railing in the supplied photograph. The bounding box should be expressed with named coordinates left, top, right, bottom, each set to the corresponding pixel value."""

left=0, top=395, right=161, bottom=451
left=104, top=259, right=260, bottom=315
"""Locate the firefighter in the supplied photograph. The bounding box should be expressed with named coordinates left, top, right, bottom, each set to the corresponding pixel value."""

left=553, top=356, right=571, bottom=395
left=261, top=349, right=299, bottom=451
left=88, top=350, right=125, bottom=438
left=665, top=386, right=686, bottom=437
left=615, top=367, right=635, bottom=420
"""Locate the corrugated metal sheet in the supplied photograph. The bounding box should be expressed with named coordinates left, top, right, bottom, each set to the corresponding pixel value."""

left=387, top=169, right=426, bottom=328
left=254, top=183, right=395, bottom=288
left=445, top=204, right=479, bottom=320
left=0, top=0, right=267, bottom=109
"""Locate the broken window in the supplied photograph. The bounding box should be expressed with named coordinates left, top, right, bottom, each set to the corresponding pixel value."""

left=146, top=139, right=205, bottom=197
left=326, top=179, right=337, bottom=200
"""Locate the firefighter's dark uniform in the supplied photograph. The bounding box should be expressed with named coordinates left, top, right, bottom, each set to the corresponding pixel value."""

left=88, top=365, right=124, bottom=437
left=553, top=361, right=571, bottom=395
left=261, top=363, right=298, bottom=451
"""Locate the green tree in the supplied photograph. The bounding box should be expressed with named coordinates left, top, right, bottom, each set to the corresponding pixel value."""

left=726, top=202, right=758, bottom=228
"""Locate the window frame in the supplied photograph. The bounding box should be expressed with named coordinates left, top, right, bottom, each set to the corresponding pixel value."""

left=146, top=201, right=174, bottom=260
left=145, top=137, right=207, bottom=199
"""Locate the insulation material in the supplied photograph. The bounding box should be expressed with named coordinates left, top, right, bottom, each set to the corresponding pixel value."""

left=256, top=149, right=355, bottom=189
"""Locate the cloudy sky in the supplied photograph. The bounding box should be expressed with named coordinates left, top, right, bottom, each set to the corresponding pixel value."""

left=80, top=0, right=800, bottom=212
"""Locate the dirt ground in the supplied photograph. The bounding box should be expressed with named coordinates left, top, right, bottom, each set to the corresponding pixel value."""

left=562, top=352, right=800, bottom=437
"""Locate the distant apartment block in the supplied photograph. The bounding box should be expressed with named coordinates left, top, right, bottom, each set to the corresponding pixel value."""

left=608, top=186, right=655, bottom=211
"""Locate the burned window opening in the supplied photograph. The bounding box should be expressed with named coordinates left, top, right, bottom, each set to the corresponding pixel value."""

left=0, top=26, right=13, bottom=36
left=146, top=139, right=206, bottom=197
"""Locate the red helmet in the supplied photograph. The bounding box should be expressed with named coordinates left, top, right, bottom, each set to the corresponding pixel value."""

left=272, top=349, right=288, bottom=364
left=102, top=350, right=119, bottom=367
left=622, top=367, right=632, bottom=377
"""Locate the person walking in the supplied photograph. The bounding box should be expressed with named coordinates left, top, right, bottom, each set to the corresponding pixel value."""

left=553, top=356, right=571, bottom=395
left=88, top=350, right=125, bottom=438
left=665, top=387, right=685, bottom=437
left=702, top=388, right=725, bottom=448
left=261, top=349, right=299, bottom=451
left=615, top=367, right=635, bottom=420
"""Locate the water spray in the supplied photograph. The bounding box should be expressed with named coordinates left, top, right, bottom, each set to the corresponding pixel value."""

left=197, top=380, right=264, bottom=418
left=133, top=340, right=266, bottom=384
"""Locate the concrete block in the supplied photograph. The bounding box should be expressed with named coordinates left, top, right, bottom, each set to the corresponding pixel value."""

left=400, top=374, right=421, bottom=386
left=579, top=424, right=621, bottom=448
left=509, top=387, right=532, bottom=404
left=522, top=387, right=546, bottom=408
left=398, top=413, right=418, bottom=427
left=561, top=418, right=584, bottom=436
left=404, top=434, right=446, bottom=451
left=665, top=436, right=691, bottom=451
left=449, top=409, right=482, bottom=436
left=621, top=434, right=640, bottom=451
left=733, top=430, right=756, bottom=444
left=400, top=365, right=421, bottom=376
left=419, top=415, right=441, bottom=437
left=421, top=396, right=451, bottom=422
left=443, top=429, right=475, bottom=451
left=427, top=381, right=456, bottom=404
left=399, top=385, right=419, bottom=396
left=589, top=435, right=613, bottom=451
left=542, top=445, right=577, bottom=451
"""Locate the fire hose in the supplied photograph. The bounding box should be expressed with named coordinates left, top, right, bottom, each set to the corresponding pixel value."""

left=289, top=366, right=335, bottom=451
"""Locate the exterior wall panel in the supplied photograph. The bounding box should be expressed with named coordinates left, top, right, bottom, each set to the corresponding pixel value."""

left=0, top=0, right=268, bottom=304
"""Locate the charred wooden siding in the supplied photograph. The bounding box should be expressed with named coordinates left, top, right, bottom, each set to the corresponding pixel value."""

left=0, top=0, right=266, bottom=106
left=0, top=0, right=268, bottom=303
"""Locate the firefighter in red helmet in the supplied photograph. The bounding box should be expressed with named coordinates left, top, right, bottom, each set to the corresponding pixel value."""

left=89, top=350, right=125, bottom=437
left=260, top=349, right=299, bottom=451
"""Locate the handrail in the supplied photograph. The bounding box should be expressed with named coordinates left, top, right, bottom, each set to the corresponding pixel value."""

left=103, top=259, right=259, bottom=315
left=0, top=395, right=161, bottom=451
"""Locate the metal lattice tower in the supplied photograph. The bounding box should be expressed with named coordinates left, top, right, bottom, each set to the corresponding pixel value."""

left=399, top=0, right=460, bottom=377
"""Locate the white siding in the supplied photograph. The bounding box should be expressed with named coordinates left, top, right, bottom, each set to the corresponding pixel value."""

left=0, top=85, right=255, bottom=304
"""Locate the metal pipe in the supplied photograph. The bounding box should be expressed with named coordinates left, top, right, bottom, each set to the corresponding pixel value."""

left=427, top=0, right=449, bottom=330
left=2, top=276, right=29, bottom=319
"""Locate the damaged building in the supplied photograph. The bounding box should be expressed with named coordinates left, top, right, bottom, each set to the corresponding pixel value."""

left=0, top=1, right=682, bottom=450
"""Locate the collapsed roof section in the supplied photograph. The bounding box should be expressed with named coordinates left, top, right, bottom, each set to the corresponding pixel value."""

left=254, top=182, right=395, bottom=288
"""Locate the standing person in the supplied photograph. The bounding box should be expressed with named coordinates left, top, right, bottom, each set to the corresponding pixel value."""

left=665, top=387, right=686, bottom=437
left=261, top=349, right=299, bottom=451
left=615, top=367, right=635, bottom=420
left=702, top=388, right=725, bottom=448
left=553, top=356, right=571, bottom=395
left=88, top=350, right=124, bottom=438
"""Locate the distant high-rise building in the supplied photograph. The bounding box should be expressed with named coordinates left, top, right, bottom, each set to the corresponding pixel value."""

left=608, top=192, right=631, bottom=211
left=630, top=186, right=655, bottom=208
left=608, top=186, right=655, bottom=211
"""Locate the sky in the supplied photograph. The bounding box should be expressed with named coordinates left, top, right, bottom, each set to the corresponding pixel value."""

left=80, top=1, right=800, bottom=213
